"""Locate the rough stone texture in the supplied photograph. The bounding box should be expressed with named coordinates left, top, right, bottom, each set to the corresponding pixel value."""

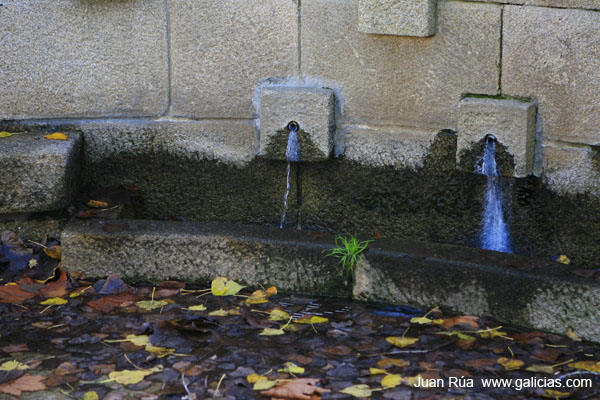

left=62, top=220, right=350, bottom=297
left=0, top=213, right=67, bottom=241
left=302, top=0, right=500, bottom=127
left=469, top=0, right=599, bottom=10
left=170, top=0, right=298, bottom=118
left=0, top=0, right=168, bottom=119
left=259, top=87, right=335, bottom=161
left=457, top=97, right=537, bottom=177
left=353, top=239, right=600, bottom=342
left=61, top=219, right=600, bottom=341
left=542, top=144, right=600, bottom=197
left=0, top=132, right=81, bottom=213
left=343, top=126, right=442, bottom=169
left=358, top=0, right=436, bottom=37
left=503, top=6, right=600, bottom=145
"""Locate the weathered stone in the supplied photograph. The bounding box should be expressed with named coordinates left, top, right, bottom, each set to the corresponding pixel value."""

left=302, top=0, right=500, bottom=127
left=0, top=213, right=67, bottom=241
left=0, top=0, right=168, bottom=119
left=259, top=87, right=335, bottom=161
left=169, top=0, right=298, bottom=118
left=457, top=97, right=537, bottom=177
left=0, top=132, right=81, bottom=213
left=468, top=0, right=599, bottom=10
left=358, top=0, right=436, bottom=37
left=541, top=144, right=600, bottom=197
left=503, top=6, right=600, bottom=145
left=343, top=126, right=442, bottom=169
left=353, top=240, right=600, bottom=342
left=61, top=220, right=350, bottom=297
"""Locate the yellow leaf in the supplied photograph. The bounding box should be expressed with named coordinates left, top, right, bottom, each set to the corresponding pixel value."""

left=43, top=246, right=62, bottom=259
left=479, top=328, right=511, bottom=340
left=105, top=334, right=150, bottom=347
left=253, top=379, right=280, bottom=390
left=381, top=374, right=403, bottom=388
left=136, top=300, right=169, bottom=311
left=259, top=328, right=285, bottom=336
left=566, top=329, right=581, bottom=342
left=269, top=309, right=291, bottom=321
left=295, top=315, right=329, bottom=324
left=81, top=391, right=99, bottom=400
left=526, top=364, right=554, bottom=374
left=107, top=366, right=161, bottom=385
left=43, top=132, right=67, bottom=141
left=542, top=389, right=571, bottom=399
left=436, top=331, right=476, bottom=341
left=246, top=290, right=269, bottom=304
left=340, top=384, right=372, bottom=398
left=70, top=286, right=92, bottom=298
left=386, top=336, right=419, bottom=348
left=40, top=297, right=68, bottom=306
left=369, top=368, right=387, bottom=375
left=568, top=361, right=600, bottom=373
left=497, top=357, right=524, bottom=370
left=410, top=316, right=433, bottom=325
left=0, top=132, right=12, bottom=138
left=211, top=277, right=244, bottom=296
left=247, top=373, right=267, bottom=384
left=145, top=345, right=175, bottom=358
left=208, top=308, right=239, bottom=316
left=186, top=304, right=207, bottom=311
left=557, top=255, right=571, bottom=264
left=279, top=362, right=304, bottom=375
left=404, top=375, right=423, bottom=387
left=266, top=286, right=277, bottom=296
left=432, top=319, right=444, bottom=325
left=0, top=360, right=29, bottom=371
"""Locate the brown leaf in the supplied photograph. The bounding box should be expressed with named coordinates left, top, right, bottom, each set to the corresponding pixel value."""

left=1, top=343, right=29, bottom=353
left=87, top=293, right=138, bottom=313
left=441, top=315, right=479, bottom=330
left=260, top=378, right=330, bottom=400
left=89, top=364, right=116, bottom=375
left=323, top=345, right=352, bottom=356
left=0, top=375, right=46, bottom=396
left=45, top=373, right=78, bottom=387
left=0, top=283, right=37, bottom=303
left=532, top=347, right=560, bottom=363
left=376, top=358, right=409, bottom=369
left=155, top=288, right=180, bottom=298
left=55, top=362, right=84, bottom=375
left=463, top=358, right=497, bottom=370
left=87, top=200, right=109, bottom=208
left=39, top=268, right=69, bottom=298
left=43, top=246, right=62, bottom=260
left=287, top=355, right=314, bottom=366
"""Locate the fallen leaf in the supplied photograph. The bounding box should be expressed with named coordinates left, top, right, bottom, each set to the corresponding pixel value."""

left=186, top=304, right=207, bottom=311
left=247, top=373, right=267, bottom=384
left=39, top=267, right=69, bottom=298
left=269, top=309, right=291, bottom=321
left=436, top=331, right=477, bottom=341
left=87, top=200, right=109, bottom=208
left=525, top=364, right=554, bottom=374
left=497, top=357, right=524, bottom=370
left=403, top=374, right=424, bottom=387
left=0, top=361, right=29, bottom=371
left=542, top=389, right=571, bottom=399
left=106, top=366, right=162, bottom=385
left=0, top=132, right=12, bottom=138
left=260, top=378, right=330, bottom=399
left=43, top=246, right=61, bottom=260
left=43, top=132, right=67, bottom=140
left=254, top=379, right=281, bottom=390
left=0, top=283, right=37, bottom=303
left=266, top=286, right=278, bottom=296
left=295, top=315, right=328, bottom=324
left=279, top=362, right=304, bottom=375
left=381, top=374, right=403, bottom=388
left=340, top=384, right=372, bottom=398
left=145, top=345, right=175, bottom=358
left=568, top=361, right=600, bottom=373
left=40, top=297, right=68, bottom=306
left=82, top=392, right=99, bottom=400
left=89, top=364, right=116, bottom=375
left=135, top=300, right=169, bottom=311
left=87, top=292, right=137, bottom=313
left=55, top=362, right=84, bottom=376
left=386, top=336, right=419, bottom=348
left=376, top=358, right=409, bottom=369
left=555, top=255, right=571, bottom=264
left=0, top=344, right=29, bottom=353
left=210, top=277, right=244, bottom=296
left=410, top=316, right=434, bottom=325
left=369, top=368, right=387, bottom=375
left=441, top=315, right=479, bottom=330
left=208, top=308, right=239, bottom=316
left=246, top=290, right=269, bottom=304
left=105, top=334, right=150, bottom=347
left=566, top=329, right=581, bottom=342
left=260, top=328, right=285, bottom=336
left=0, top=374, right=46, bottom=396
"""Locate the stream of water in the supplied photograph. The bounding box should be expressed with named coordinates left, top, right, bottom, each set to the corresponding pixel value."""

left=280, top=124, right=300, bottom=229
left=476, top=137, right=512, bottom=253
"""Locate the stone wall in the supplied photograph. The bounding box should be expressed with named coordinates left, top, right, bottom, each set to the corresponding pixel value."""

left=2, top=0, right=598, bottom=197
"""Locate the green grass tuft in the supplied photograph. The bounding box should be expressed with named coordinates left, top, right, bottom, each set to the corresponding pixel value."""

left=324, top=234, right=373, bottom=278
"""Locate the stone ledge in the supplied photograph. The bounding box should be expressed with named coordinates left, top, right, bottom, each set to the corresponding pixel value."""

left=62, top=219, right=600, bottom=342
left=0, top=132, right=81, bottom=214
left=358, top=0, right=437, bottom=37
left=468, top=0, right=599, bottom=11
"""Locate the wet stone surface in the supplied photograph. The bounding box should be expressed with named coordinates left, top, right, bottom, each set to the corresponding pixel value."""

left=0, top=274, right=599, bottom=399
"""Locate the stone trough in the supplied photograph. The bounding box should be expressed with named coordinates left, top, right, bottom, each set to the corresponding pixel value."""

left=61, top=219, right=600, bottom=342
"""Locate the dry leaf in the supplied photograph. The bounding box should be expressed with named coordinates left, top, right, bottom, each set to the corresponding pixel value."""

left=246, top=290, right=269, bottom=304
left=0, top=283, right=37, bottom=303
left=247, top=373, right=267, bottom=384
left=106, top=366, right=162, bottom=385
left=87, top=200, right=109, bottom=208
left=381, top=374, right=403, bottom=388
left=0, top=343, right=29, bottom=353
left=186, top=304, right=207, bottom=311
left=135, top=300, right=169, bottom=311
left=295, top=315, right=328, bottom=324
left=568, top=361, right=600, bottom=373
left=497, top=357, right=524, bottom=370
left=0, top=375, right=46, bottom=396
left=566, top=329, right=581, bottom=342
left=87, top=292, right=137, bottom=313
left=43, top=132, right=67, bottom=140
left=269, top=309, right=291, bottom=321
left=210, top=277, right=244, bottom=296
left=340, top=384, right=372, bottom=398
left=369, top=368, right=387, bottom=375
left=39, top=267, right=69, bottom=298
left=260, top=328, right=285, bottom=336
left=441, top=315, right=479, bottom=330
left=260, top=378, right=330, bottom=399
left=386, top=336, right=419, bottom=348
left=0, top=360, right=29, bottom=371
left=43, top=246, right=62, bottom=259
left=0, top=132, right=12, bottom=138
left=266, top=286, right=278, bottom=296
left=40, top=297, right=68, bottom=306
left=376, top=358, right=409, bottom=368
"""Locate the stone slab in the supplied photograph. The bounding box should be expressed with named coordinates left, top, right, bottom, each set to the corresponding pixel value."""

left=358, top=0, right=436, bottom=37
left=503, top=6, right=600, bottom=145
left=457, top=97, right=537, bottom=177
left=542, top=144, right=600, bottom=197
left=259, top=87, right=335, bottom=161
left=302, top=0, right=500, bottom=128
left=469, top=0, right=599, bottom=10
left=170, top=0, right=298, bottom=119
left=61, top=219, right=350, bottom=297
left=0, top=0, right=168, bottom=119
left=0, top=132, right=81, bottom=213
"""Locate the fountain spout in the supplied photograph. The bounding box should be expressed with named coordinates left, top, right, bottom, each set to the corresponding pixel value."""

left=280, top=122, right=301, bottom=228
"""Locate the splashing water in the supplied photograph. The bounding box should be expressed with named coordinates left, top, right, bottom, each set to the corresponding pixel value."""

left=280, top=124, right=300, bottom=229
left=476, top=137, right=512, bottom=253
